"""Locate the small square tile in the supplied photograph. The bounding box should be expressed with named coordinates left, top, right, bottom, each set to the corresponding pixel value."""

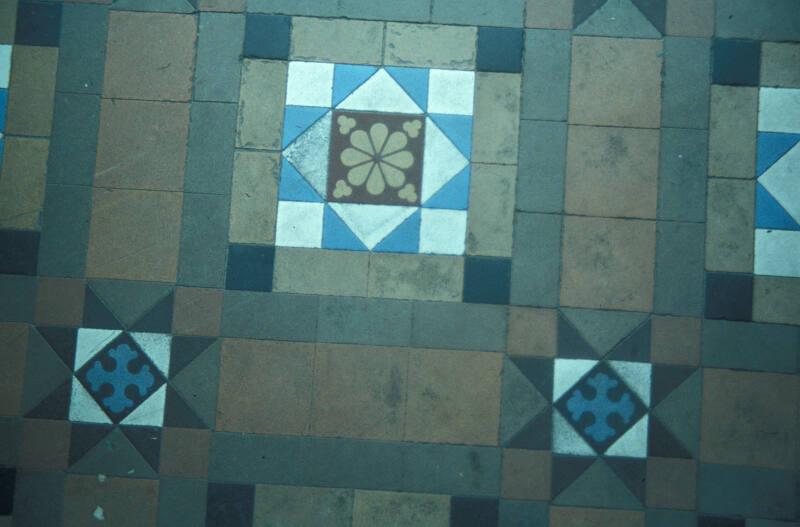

left=353, top=490, right=448, bottom=527
left=646, top=457, right=696, bottom=509
left=159, top=427, right=210, bottom=478
left=35, top=277, right=85, bottom=327
left=526, top=0, right=574, bottom=28
left=501, top=449, right=550, bottom=501
left=450, top=497, right=499, bottom=527
left=761, top=42, right=800, bottom=88
left=705, top=272, right=753, bottom=321
left=225, top=244, right=275, bottom=292
left=206, top=483, right=254, bottom=527
left=62, top=475, right=158, bottom=527
left=15, top=2, right=61, bottom=47
left=286, top=61, right=334, bottom=107
left=650, top=316, right=700, bottom=366
left=173, top=287, right=224, bottom=336
left=428, top=69, right=475, bottom=116
left=477, top=27, right=524, bottom=73
left=18, top=418, right=70, bottom=469
left=666, top=0, right=713, bottom=36
left=420, top=209, right=467, bottom=255
left=158, top=477, right=207, bottom=527
left=713, top=38, right=761, bottom=86
left=0, top=229, right=39, bottom=276
left=753, top=275, right=800, bottom=326
left=507, top=307, right=557, bottom=357
left=244, top=13, right=290, bottom=59
left=255, top=485, right=353, bottom=527
left=0, top=468, right=14, bottom=516
left=463, top=256, right=512, bottom=304
left=275, top=201, right=324, bottom=248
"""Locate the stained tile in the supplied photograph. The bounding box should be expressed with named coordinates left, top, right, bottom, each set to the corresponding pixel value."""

left=507, top=307, right=557, bottom=357
left=522, top=29, right=571, bottom=121
left=47, top=93, right=101, bottom=187
left=255, top=485, right=353, bottom=527
left=14, top=2, right=61, bottom=47
left=157, top=477, right=207, bottom=527
left=698, top=464, right=795, bottom=520
left=708, top=85, right=758, bottom=179
left=716, top=0, right=800, bottom=41
left=353, top=490, right=448, bottom=527
left=291, top=17, right=383, bottom=65
left=713, top=39, right=760, bottom=86
left=317, top=296, right=412, bottom=347
left=0, top=275, right=36, bottom=323
left=411, top=301, right=507, bottom=352
left=706, top=178, right=755, bottom=272
left=666, top=0, right=713, bottom=36
left=159, top=427, right=210, bottom=478
left=5, top=45, right=56, bottom=137
left=501, top=449, right=550, bottom=501
left=0, top=137, right=48, bottom=230
left=236, top=60, right=286, bottom=150
left=753, top=275, right=800, bottom=325
left=273, top=248, right=366, bottom=296
left=368, top=253, right=463, bottom=302
left=244, top=13, right=289, bottom=59
left=62, top=475, right=158, bottom=527
left=229, top=150, right=280, bottom=243
left=472, top=74, right=521, bottom=164
left=477, top=27, right=524, bottom=73
left=427, top=69, right=475, bottom=115
left=654, top=221, right=705, bottom=316
left=705, top=272, right=753, bottom=321
left=0, top=229, right=38, bottom=276
left=646, top=457, right=695, bottom=509
left=195, top=13, right=244, bottom=102
left=465, top=164, right=516, bottom=258
left=661, top=37, right=711, bottom=129
left=56, top=3, right=108, bottom=95
left=526, top=0, right=574, bottom=28
left=221, top=290, right=318, bottom=341
left=703, top=319, right=798, bottom=373
left=385, top=23, right=476, bottom=69
left=650, top=316, right=700, bottom=366
left=205, top=483, right=254, bottom=527
left=550, top=506, right=644, bottom=527
left=510, top=212, right=562, bottom=307
left=432, top=0, right=524, bottom=27
left=761, top=42, right=800, bottom=88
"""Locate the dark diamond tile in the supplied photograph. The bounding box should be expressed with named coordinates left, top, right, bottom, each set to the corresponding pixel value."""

left=0, top=229, right=39, bottom=276
left=476, top=26, right=524, bottom=73
left=705, top=272, right=753, bottom=322
left=0, top=467, right=15, bottom=515
left=712, top=39, right=761, bottom=86
left=463, top=256, right=512, bottom=305
left=15, top=2, right=61, bottom=47
left=225, top=244, right=275, bottom=292
left=206, top=482, right=255, bottom=527
left=244, top=13, right=290, bottom=59
left=450, top=497, right=499, bottom=527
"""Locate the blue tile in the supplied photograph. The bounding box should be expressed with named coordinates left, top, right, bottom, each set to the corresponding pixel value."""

left=477, top=27, right=524, bottom=73
left=386, top=66, right=429, bottom=111
left=757, top=132, right=800, bottom=177
left=15, top=2, right=62, bottom=47
left=322, top=205, right=368, bottom=251
left=0, top=229, right=39, bottom=276
left=225, top=244, right=275, bottom=292
left=373, top=209, right=420, bottom=253
left=712, top=38, right=761, bottom=86
left=424, top=165, right=470, bottom=210
left=705, top=272, right=753, bottom=322
left=463, top=256, right=511, bottom=305
left=756, top=183, right=800, bottom=230
left=450, top=497, right=499, bottom=527
left=282, top=106, right=329, bottom=148
left=279, top=158, right=324, bottom=202
left=333, top=64, right=378, bottom=106
left=244, top=13, right=290, bottom=59
left=429, top=113, right=472, bottom=158
left=0, top=89, right=7, bottom=133
left=205, top=482, right=254, bottom=527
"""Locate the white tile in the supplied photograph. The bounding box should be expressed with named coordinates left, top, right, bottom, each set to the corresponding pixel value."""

left=275, top=201, right=324, bottom=248
left=285, top=61, right=334, bottom=107
left=759, top=87, right=800, bottom=133
left=130, top=332, right=171, bottom=377
left=420, top=117, right=469, bottom=202
left=427, top=69, right=475, bottom=115
left=608, top=361, right=652, bottom=406
left=552, top=358, right=597, bottom=401
left=755, top=229, right=800, bottom=277
left=69, top=380, right=111, bottom=424
left=552, top=410, right=595, bottom=456
left=329, top=203, right=416, bottom=249
left=283, top=111, right=331, bottom=196
left=419, top=209, right=467, bottom=255
left=605, top=415, right=648, bottom=458
left=0, top=45, right=11, bottom=89
left=75, top=328, right=121, bottom=370
left=121, top=385, right=166, bottom=427
left=337, top=69, right=423, bottom=114
left=759, top=142, right=800, bottom=222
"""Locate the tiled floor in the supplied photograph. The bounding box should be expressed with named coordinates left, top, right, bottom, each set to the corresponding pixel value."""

left=0, top=0, right=799, bottom=526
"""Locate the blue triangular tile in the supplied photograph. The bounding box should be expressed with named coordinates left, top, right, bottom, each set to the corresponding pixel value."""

left=385, top=67, right=429, bottom=111
left=757, top=132, right=800, bottom=177
left=279, top=158, right=323, bottom=202
left=322, top=205, right=368, bottom=251
left=429, top=113, right=472, bottom=158
left=282, top=106, right=329, bottom=148
left=423, top=165, right=470, bottom=210
left=333, top=64, right=378, bottom=106
left=756, top=183, right=800, bottom=230
left=374, top=209, right=420, bottom=253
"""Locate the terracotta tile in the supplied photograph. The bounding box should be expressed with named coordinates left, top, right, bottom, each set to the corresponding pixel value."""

left=5, top=46, right=58, bottom=137
left=217, top=339, right=314, bottom=435
left=18, top=418, right=70, bottom=470
left=646, top=457, right=696, bottom=510
left=352, top=490, right=449, bottom=527
left=172, top=287, right=223, bottom=336
left=550, top=506, right=644, bottom=527
left=85, top=188, right=183, bottom=282
left=501, top=449, right=550, bottom=501
left=103, top=11, right=196, bottom=101
left=312, top=344, right=407, bottom=441
left=254, top=485, right=353, bottom=527
left=650, top=316, right=701, bottom=366
left=560, top=216, right=656, bottom=312
left=0, top=137, right=49, bottom=229
left=368, top=253, right=463, bottom=302
left=62, top=475, right=158, bottom=527
left=94, top=99, right=189, bottom=192
left=0, top=323, right=27, bottom=416
left=405, top=349, right=502, bottom=445
left=159, top=427, right=210, bottom=478
left=35, top=278, right=86, bottom=327
left=507, top=307, right=557, bottom=357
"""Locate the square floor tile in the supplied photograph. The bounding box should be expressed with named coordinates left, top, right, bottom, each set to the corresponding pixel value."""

left=712, top=38, right=761, bottom=86
left=705, top=272, right=753, bottom=321
left=526, top=0, right=574, bottom=29
left=477, top=26, right=524, bottom=73
left=14, top=2, right=61, bottom=47
left=650, top=316, right=700, bottom=366
left=225, top=244, right=275, bottom=292
left=62, top=475, right=158, bottom=527
left=646, top=457, right=696, bottom=509
left=463, top=256, right=512, bottom=304
left=244, top=13, right=290, bottom=59
left=206, top=482, right=254, bottom=527
left=0, top=229, right=39, bottom=276
left=761, top=42, right=800, bottom=88
left=501, top=449, right=551, bottom=500
left=35, top=277, right=85, bottom=327
left=18, top=418, right=70, bottom=470
left=159, top=427, right=210, bottom=478
left=450, top=497, right=499, bottom=527
left=507, top=307, right=557, bottom=357
left=172, top=287, right=223, bottom=336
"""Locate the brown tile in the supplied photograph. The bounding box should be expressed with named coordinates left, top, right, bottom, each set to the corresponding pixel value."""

left=254, top=485, right=353, bottom=527
left=666, top=0, right=714, bottom=37
left=761, top=42, right=800, bottom=88
left=467, top=163, right=516, bottom=257
left=0, top=137, right=49, bottom=229
left=507, top=307, right=557, bottom=357
left=384, top=23, right=476, bottom=69
left=18, top=418, right=70, bottom=470
left=217, top=339, right=314, bottom=435
left=62, top=475, right=159, bottom=527
left=526, top=0, right=573, bottom=29
left=228, top=150, right=279, bottom=244
left=569, top=37, right=662, bottom=128
left=36, top=278, right=86, bottom=327
left=5, top=46, right=58, bottom=136
left=646, top=457, right=696, bottom=510
left=0, top=323, right=28, bottom=417
left=172, top=287, right=223, bottom=336
left=103, top=12, right=196, bottom=101
left=501, top=449, right=551, bottom=501
left=560, top=216, right=656, bottom=312
left=85, top=188, right=183, bottom=282
left=291, top=18, right=383, bottom=65
left=159, top=427, right=210, bottom=478
left=198, top=0, right=245, bottom=11
left=275, top=248, right=369, bottom=297
left=0, top=0, right=17, bottom=44
left=753, top=276, right=800, bottom=326
left=705, top=178, right=755, bottom=272
left=565, top=125, right=659, bottom=219
left=352, top=490, right=449, bottom=527
left=650, top=316, right=701, bottom=366
left=549, top=506, right=644, bottom=527
left=236, top=60, right=286, bottom=150
left=701, top=369, right=798, bottom=470
left=472, top=74, right=521, bottom=165
left=405, top=349, right=502, bottom=445
left=367, top=253, right=463, bottom=302
left=94, top=99, right=189, bottom=191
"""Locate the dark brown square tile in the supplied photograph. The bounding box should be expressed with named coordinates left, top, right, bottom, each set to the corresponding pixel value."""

left=18, top=418, right=70, bottom=469
left=645, top=457, right=696, bottom=510
left=36, top=278, right=86, bottom=327
left=0, top=323, right=28, bottom=417
left=172, top=287, right=223, bottom=337
left=501, top=448, right=551, bottom=500
left=62, top=475, right=159, bottom=527
left=159, top=427, right=210, bottom=478
left=507, top=307, right=557, bottom=357
left=650, top=316, right=701, bottom=366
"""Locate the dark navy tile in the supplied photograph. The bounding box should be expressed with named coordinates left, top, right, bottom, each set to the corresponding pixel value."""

left=15, top=2, right=61, bottom=47
left=451, top=497, right=499, bottom=527
left=712, top=39, right=761, bottom=86
left=225, top=244, right=275, bottom=292
left=244, top=13, right=290, bottom=60
left=205, top=482, right=255, bottom=527
left=0, top=229, right=39, bottom=276
left=705, top=272, right=753, bottom=322
left=0, top=467, right=15, bottom=515
left=477, top=26, right=524, bottom=73
left=698, top=517, right=745, bottom=527
left=464, top=256, right=512, bottom=305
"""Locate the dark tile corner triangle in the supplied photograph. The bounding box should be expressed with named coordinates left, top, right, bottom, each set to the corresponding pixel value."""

left=25, top=379, right=71, bottom=421
left=506, top=407, right=552, bottom=450
left=35, top=326, right=78, bottom=370
left=169, top=335, right=217, bottom=378
left=630, top=0, right=666, bottom=34
left=573, top=0, right=609, bottom=28
left=551, top=454, right=596, bottom=499
left=164, top=385, right=208, bottom=429
left=129, top=290, right=174, bottom=334
left=651, top=364, right=696, bottom=407
left=82, top=285, right=123, bottom=330
left=557, top=313, right=598, bottom=359
left=603, top=456, right=646, bottom=505
left=510, top=357, right=553, bottom=401
left=120, top=425, right=161, bottom=473
left=648, top=414, right=693, bottom=459
left=68, top=422, right=115, bottom=467
left=604, top=319, right=651, bottom=362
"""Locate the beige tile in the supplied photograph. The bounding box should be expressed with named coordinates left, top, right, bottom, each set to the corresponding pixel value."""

left=36, top=277, right=86, bottom=327
left=569, top=36, right=662, bottom=128
left=0, top=137, right=48, bottom=229
left=650, top=315, right=701, bottom=366
left=502, top=449, right=551, bottom=500
left=561, top=216, right=656, bottom=312
left=0, top=324, right=27, bottom=417
left=385, top=23, right=477, bottom=69
left=507, top=307, right=557, bottom=357
left=666, top=0, right=714, bottom=37
left=159, top=427, right=210, bottom=478
left=646, top=457, right=696, bottom=510
left=352, top=490, right=449, bottom=527
left=472, top=73, right=521, bottom=164
left=526, top=0, right=573, bottom=29
left=228, top=150, right=279, bottom=244
left=18, top=418, right=69, bottom=469
left=312, top=344, right=407, bottom=440
left=172, top=287, right=223, bottom=336
left=217, top=339, right=314, bottom=435
left=760, top=42, right=800, bottom=88
left=274, top=248, right=369, bottom=296
left=85, top=188, right=183, bottom=282
left=292, top=18, right=383, bottom=65
left=467, top=163, right=516, bottom=256
left=103, top=11, right=196, bottom=101
left=705, top=178, right=754, bottom=272
left=236, top=59, right=287, bottom=150
left=62, top=476, right=158, bottom=527
left=5, top=46, right=57, bottom=136
left=709, top=85, right=758, bottom=179
left=254, top=485, right=353, bottom=527
left=95, top=99, right=189, bottom=191
left=550, top=506, right=644, bottom=527
left=368, top=253, right=463, bottom=302
left=0, top=1, right=17, bottom=44
left=565, top=125, right=659, bottom=219
left=405, top=349, right=502, bottom=445
left=753, top=275, right=800, bottom=326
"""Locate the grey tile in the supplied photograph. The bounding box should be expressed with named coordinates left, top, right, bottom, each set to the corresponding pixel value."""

left=698, top=463, right=796, bottom=520
left=499, top=500, right=549, bottom=527
left=708, top=86, right=757, bottom=180
left=658, top=128, right=708, bottom=223
left=716, top=0, right=800, bottom=41
left=521, top=30, right=570, bottom=121
left=402, top=442, right=501, bottom=496
left=317, top=296, right=412, bottom=347
left=111, top=0, right=195, bottom=13
left=177, top=193, right=230, bottom=288
left=516, top=121, right=566, bottom=213
left=339, top=0, right=430, bottom=22
left=12, top=470, right=64, bottom=527
left=706, top=178, right=754, bottom=273
left=37, top=184, right=92, bottom=278
left=209, top=433, right=307, bottom=485
left=0, top=418, right=20, bottom=465
left=185, top=102, right=237, bottom=194
left=702, top=320, right=799, bottom=374
left=157, top=477, right=207, bottom=527
left=654, top=221, right=704, bottom=316
left=56, top=3, right=109, bottom=95
left=221, top=290, right=318, bottom=341
left=510, top=212, right=562, bottom=307
left=432, top=0, right=525, bottom=27
left=195, top=13, right=245, bottom=103
left=0, top=276, right=36, bottom=323
left=412, top=302, right=507, bottom=352
left=247, top=0, right=338, bottom=16
left=646, top=510, right=696, bottom=527
left=47, top=93, right=101, bottom=187
left=661, top=37, right=711, bottom=129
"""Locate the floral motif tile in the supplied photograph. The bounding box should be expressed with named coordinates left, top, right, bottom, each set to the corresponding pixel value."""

left=276, top=61, right=474, bottom=255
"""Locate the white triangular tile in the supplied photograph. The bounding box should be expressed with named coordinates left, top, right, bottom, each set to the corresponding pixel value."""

left=130, top=333, right=171, bottom=377
left=759, top=142, right=800, bottom=222
left=69, top=380, right=112, bottom=424
left=283, top=111, right=332, bottom=197
left=552, top=411, right=596, bottom=456
left=420, top=118, right=469, bottom=202
left=337, top=69, right=423, bottom=114
left=608, top=361, right=652, bottom=406
left=605, top=415, right=648, bottom=458
left=121, top=385, right=166, bottom=427
left=553, top=358, right=597, bottom=400
left=75, top=328, right=121, bottom=370
left=329, top=203, right=417, bottom=249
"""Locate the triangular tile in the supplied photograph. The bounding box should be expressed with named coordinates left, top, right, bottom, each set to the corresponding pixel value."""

left=501, top=358, right=549, bottom=445
left=121, top=385, right=166, bottom=427
left=605, top=415, right=648, bottom=458
left=282, top=111, right=331, bottom=197
left=82, top=286, right=123, bottom=329
left=322, top=205, right=368, bottom=251
left=164, top=386, right=207, bottom=429
left=169, top=336, right=216, bottom=378
left=551, top=455, right=596, bottom=499
left=758, top=142, right=800, bottom=223
left=75, top=328, right=120, bottom=370
left=26, top=379, right=70, bottom=420
left=89, top=280, right=172, bottom=330
left=279, top=158, right=324, bottom=202
left=511, top=357, right=553, bottom=402
left=69, top=381, right=112, bottom=424
left=36, top=327, right=77, bottom=369
left=605, top=457, right=646, bottom=504
left=552, top=411, right=596, bottom=456
left=757, top=132, right=800, bottom=177
left=333, top=64, right=378, bottom=106
left=557, top=314, right=598, bottom=359
left=553, top=358, right=596, bottom=400
left=648, top=414, right=692, bottom=459
left=130, top=291, right=174, bottom=334
left=652, top=369, right=700, bottom=457
left=328, top=203, right=417, bottom=249
left=606, top=320, right=651, bottom=362
left=282, top=106, right=330, bottom=149
left=429, top=113, right=472, bottom=158
left=338, top=69, right=423, bottom=114
left=130, top=333, right=171, bottom=377
left=373, top=210, right=420, bottom=253
left=423, top=165, right=470, bottom=210
left=68, top=423, right=114, bottom=466
left=172, top=340, right=221, bottom=430
left=608, top=361, right=652, bottom=406
left=554, top=458, right=641, bottom=508
left=386, top=66, right=429, bottom=111
left=69, top=427, right=158, bottom=478
left=561, top=309, right=648, bottom=356
left=630, top=0, right=666, bottom=33
left=755, top=183, right=800, bottom=230
left=120, top=425, right=161, bottom=472
left=651, top=364, right=695, bottom=408
left=576, top=0, right=660, bottom=37
left=573, top=0, right=609, bottom=27
left=420, top=117, right=469, bottom=203
left=22, top=329, right=71, bottom=414
left=507, top=407, right=552, bottom=450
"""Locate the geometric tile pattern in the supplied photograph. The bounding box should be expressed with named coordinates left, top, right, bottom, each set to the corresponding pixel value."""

left=0, top=44, right=10, bottom=168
